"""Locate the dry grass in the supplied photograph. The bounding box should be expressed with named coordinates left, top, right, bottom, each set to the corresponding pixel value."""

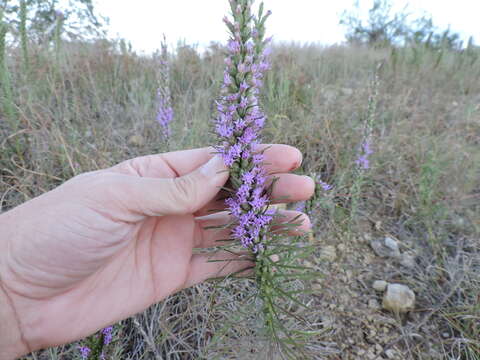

left=1, top=39, right=479, bottom=359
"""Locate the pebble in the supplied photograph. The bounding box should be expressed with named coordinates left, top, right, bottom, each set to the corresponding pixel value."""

left=382, top=283, right=415, bottom=313
left=373, top=280, right=388, bottom=291
left=370, top=238, right=400, bottom=258
left=384, top=237, right=400, bottom=252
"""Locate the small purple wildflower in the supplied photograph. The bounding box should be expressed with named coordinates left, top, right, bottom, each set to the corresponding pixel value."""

left=314, top=174, right=332, bottom=191
left=318, top=180, right=332, bottom=191
left=156, top=35, right=174, bottom=140
left=102, top=326, right=113, bottom=345
left=214, top=0, right=272, bottom=251
left=295, top=201, right=306, bottom=212
left=355, top=139, right=373, bottom=170
left=78, top=346, right=91, bottom=359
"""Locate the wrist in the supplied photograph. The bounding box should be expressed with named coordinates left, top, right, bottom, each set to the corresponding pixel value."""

left=0, top=282, right=29, bottom=359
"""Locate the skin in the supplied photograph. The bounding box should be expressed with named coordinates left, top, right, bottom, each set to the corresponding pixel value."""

left=0, top=144, right=314, bottom=359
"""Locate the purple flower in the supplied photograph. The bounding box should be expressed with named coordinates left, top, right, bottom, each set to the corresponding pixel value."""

left=318, top=180, right=332, bottom=191
left=102, top=326, right=113, bottom=345
left=156, top=92, right=174, bottom=139
left=355, top=155, right=369, bottom=169
left=228, top=40, right=241, bottom=53
left=156, top=36, right=174, bottom=141
left=78, top=346, right=91, bottom=359
left=214, top=1, right=272, bottom=252
left=295, top=201, right=306, bottom=212
left=355, top=139, right=373, bottom=170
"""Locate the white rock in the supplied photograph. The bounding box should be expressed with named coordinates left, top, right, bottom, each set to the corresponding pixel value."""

left=382, top=284, right=415, bottom=313
left=373, top=280, right=388, bottom=291
left=384, top=237, right=399, bottom=252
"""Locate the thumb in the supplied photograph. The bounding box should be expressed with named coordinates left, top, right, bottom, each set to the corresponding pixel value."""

left=124, top=155, right=229, bottom=217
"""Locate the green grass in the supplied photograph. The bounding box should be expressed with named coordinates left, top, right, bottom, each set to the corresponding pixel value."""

left=1, top=39, right=479, bottom=359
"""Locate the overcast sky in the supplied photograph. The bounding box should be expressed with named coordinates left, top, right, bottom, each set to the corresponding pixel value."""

left=93, top=0, right=479, bottom=53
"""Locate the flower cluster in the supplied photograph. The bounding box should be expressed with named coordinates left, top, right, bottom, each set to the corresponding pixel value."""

left=156, top=90, right=173, bottom=139
left=101, top=326, right=113, bottom=346
left=215, top=0, right=272, bottom=251
left=78, top=346, right=91, bottom=360
left=156, top=35, right=174, bottom=140
left=355, top=139, right=373, bottom=170
left=77, top=326, right=113, bottom=360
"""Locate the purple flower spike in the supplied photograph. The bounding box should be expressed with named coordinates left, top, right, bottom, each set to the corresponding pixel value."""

left=214, top=0, right=272, bottom=253
left=156, top=35, right=174, bottom=141
left=355, top=139, right=373, bottom=170
left=156, top=91, right=174, bottom=139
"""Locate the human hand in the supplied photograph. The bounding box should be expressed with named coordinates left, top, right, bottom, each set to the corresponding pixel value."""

left=0, top=145, right=314, bottom=358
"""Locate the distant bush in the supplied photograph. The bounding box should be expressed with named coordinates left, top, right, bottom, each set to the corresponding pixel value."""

left=340, top=0, right=466, bottom=50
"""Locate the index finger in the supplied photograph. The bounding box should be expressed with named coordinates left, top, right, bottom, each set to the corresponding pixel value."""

left=108, top=144, right=302, bottom=179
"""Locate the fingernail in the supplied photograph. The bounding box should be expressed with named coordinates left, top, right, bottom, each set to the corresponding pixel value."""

left=200, top=155, right=226, bottom=178
left=303, top=175, right=315, bottom=194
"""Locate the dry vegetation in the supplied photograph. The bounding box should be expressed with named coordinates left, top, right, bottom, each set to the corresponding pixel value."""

left=1, top=40, right=479, bottom=359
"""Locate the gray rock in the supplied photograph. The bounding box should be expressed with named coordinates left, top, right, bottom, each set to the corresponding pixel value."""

left=370, top=237, right=401, bottom=258
left=382, top=283, right=415, bottom=313
left=373, top=280, right=388, bottom=291
left=384, top=237, right=399, bottom=252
